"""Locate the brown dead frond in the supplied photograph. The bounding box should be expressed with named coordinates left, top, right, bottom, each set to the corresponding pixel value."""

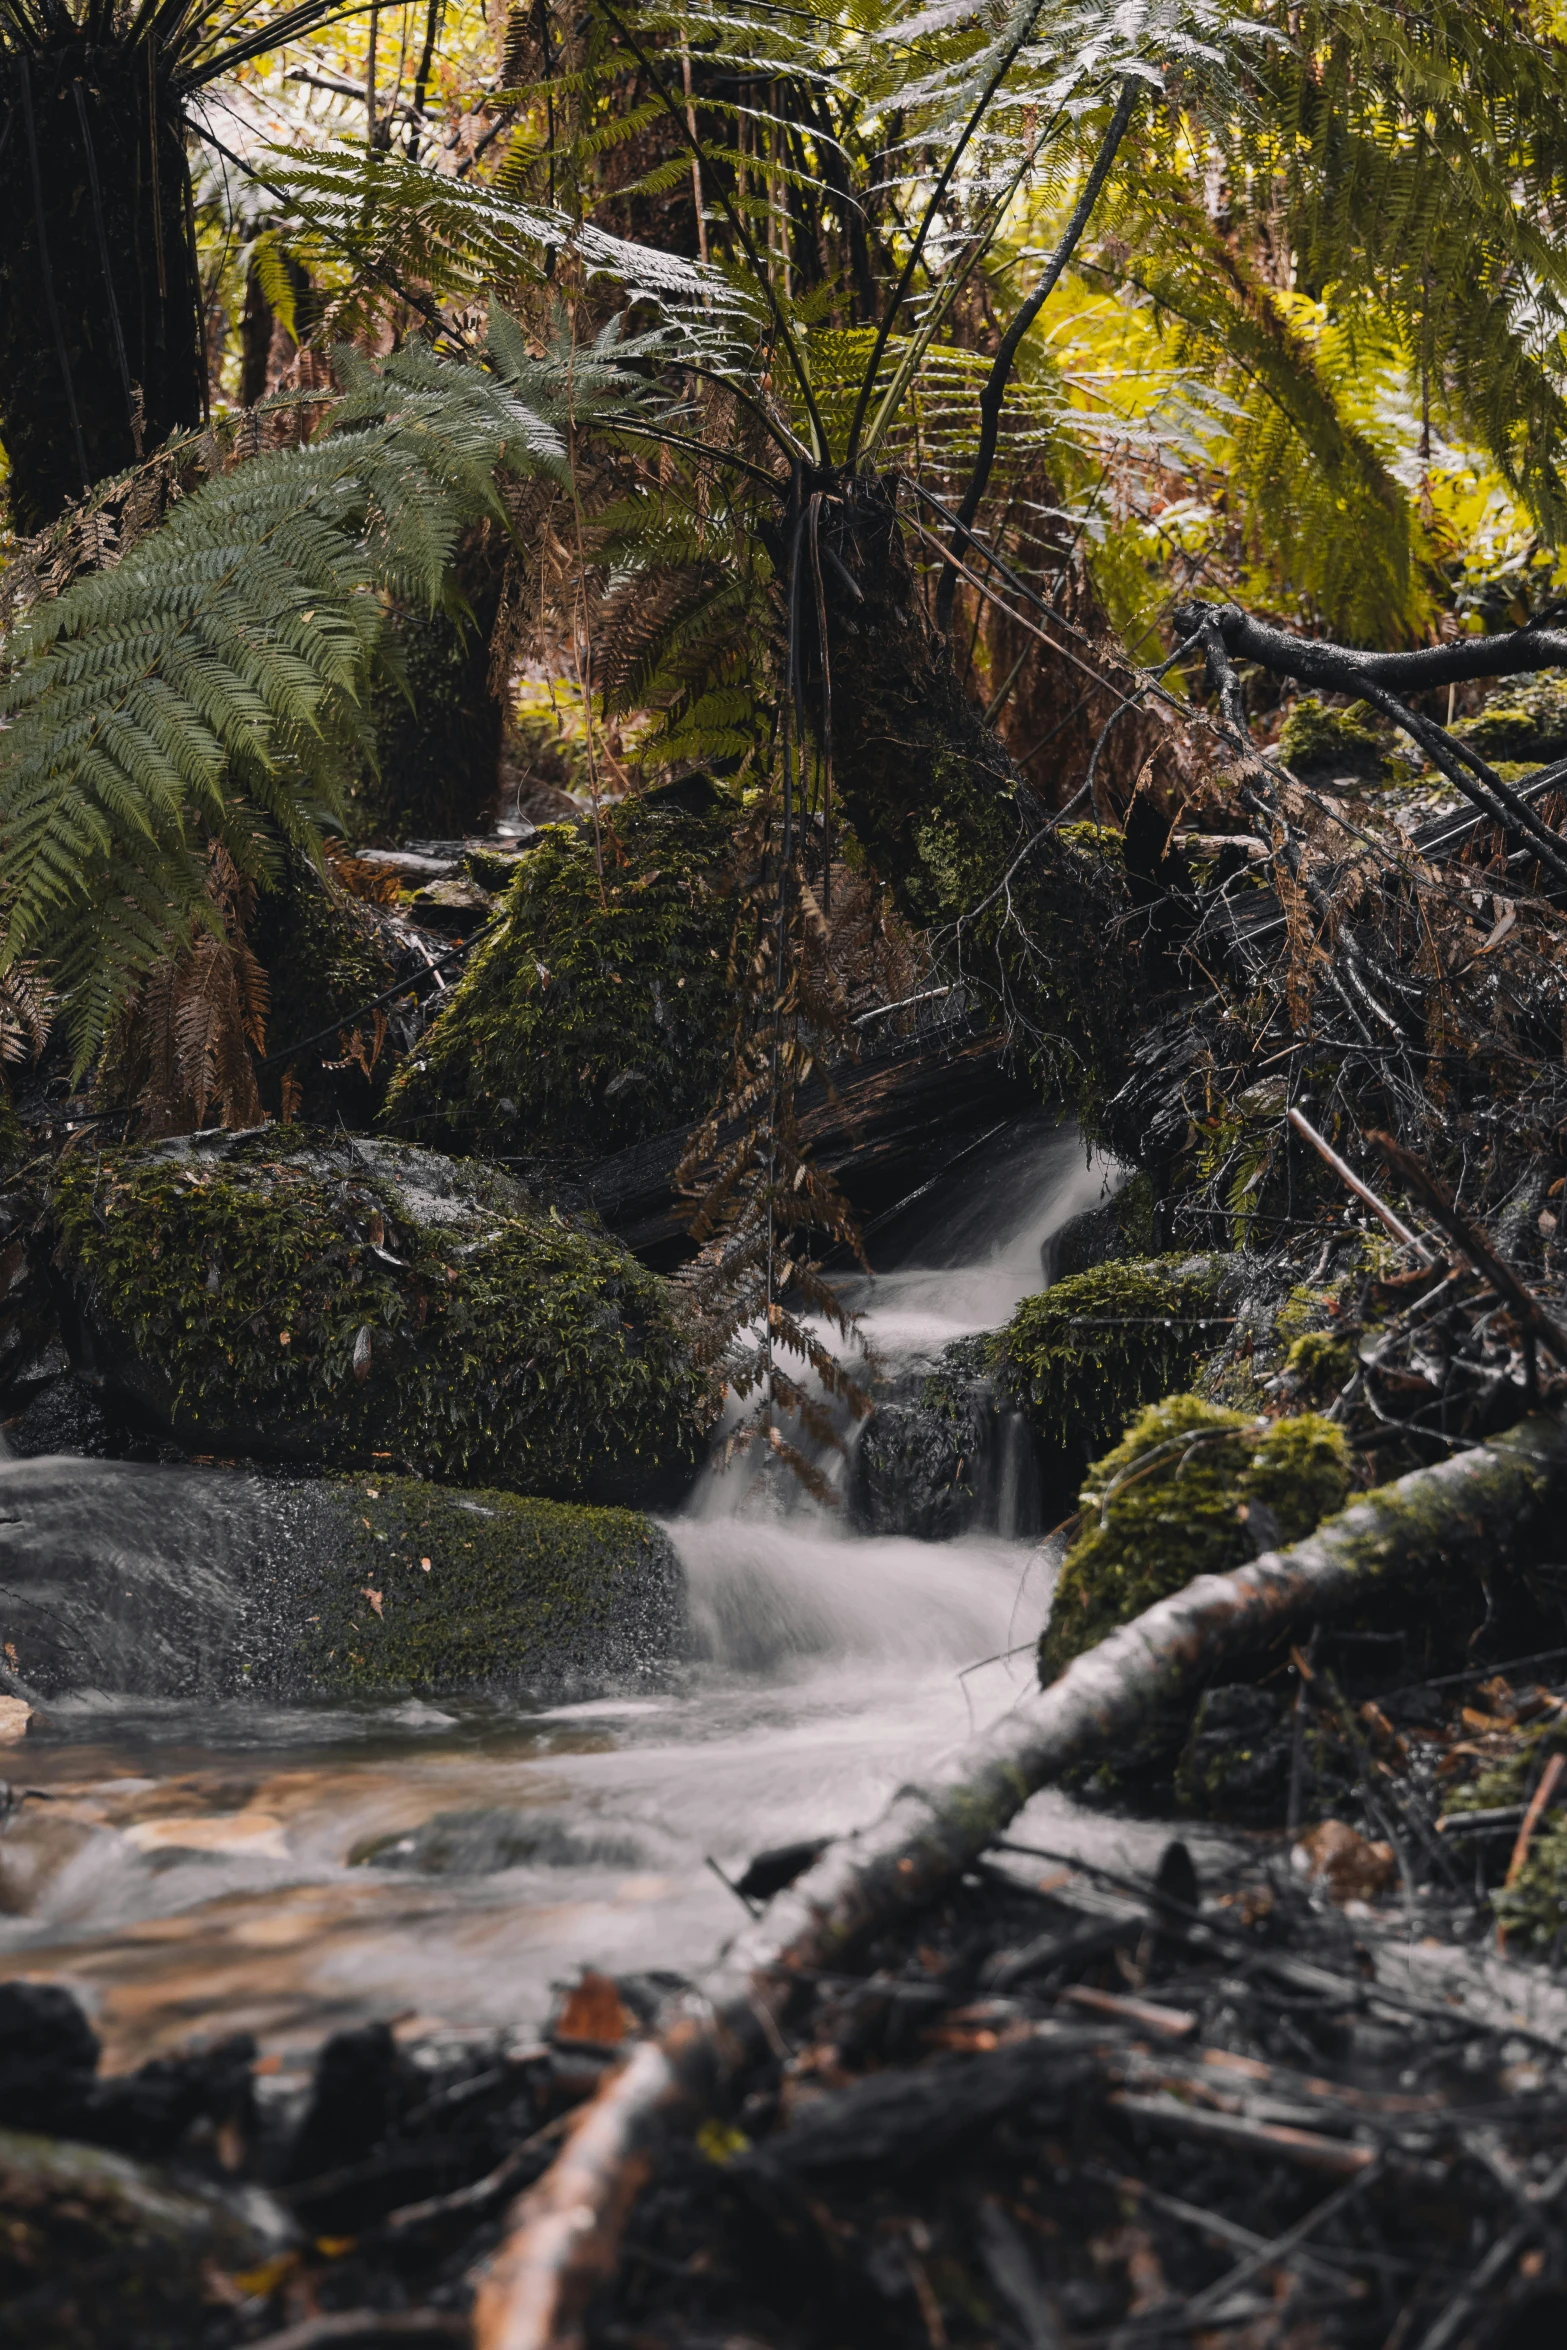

left=112, top=847, right=269, bottom=1138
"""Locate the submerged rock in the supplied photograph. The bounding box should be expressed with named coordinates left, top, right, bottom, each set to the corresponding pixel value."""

left=49, top=1129, right=715, bottom=1502
left=0, top=1456, right=684, bottom=1701
left=350, top=1806, right=648, bottom=1875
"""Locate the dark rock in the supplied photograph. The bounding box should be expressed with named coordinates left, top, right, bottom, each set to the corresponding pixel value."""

left=350, top=1807, right=648, bottom=1875
left=1040, top=1170, right=1156, bottom=1284
left=735, top=1836, right=832, bottom=1903
left=282, top=2022, right=412, bottom=2184
left=0, top=1456, right=686, bottom=1701
left=1175, top=1684, right=1295, bottom=1823
left=0, top=1980, right=100, bottom=2133
left=849, top=1334, right=1010, bottom=1540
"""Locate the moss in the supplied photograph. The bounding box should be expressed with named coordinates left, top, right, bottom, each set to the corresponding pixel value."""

left=993, top=1256, right=1230, bottom=1476
left=250, top=857, right=399, bottom=1123
left=265, top=1475, right=681, bottom=1697
left=51, top=1134, right=715, bottom=1500
left=1452, top=674, right=1567, bottom=767
left=1283, top=1328, right=1358, bottom=1402
left=1493, top=1813, right=1567, bottom=1949
left=1038, top=1395, right=1351, bottom=1683
left=1277, top=695, right=1393, bottom=783
left=384, top=801, right=738, bottom=1163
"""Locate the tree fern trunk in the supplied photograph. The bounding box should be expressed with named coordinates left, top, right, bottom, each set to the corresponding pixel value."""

left=0, top=41, right=205, bottom=532
left=814, top=476, right=1154, bottom=1116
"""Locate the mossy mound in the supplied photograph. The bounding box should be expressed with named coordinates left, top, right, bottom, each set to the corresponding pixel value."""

left=384, top=799, right=738, bottom=1164
left=1277, top=696, right=1394, bottom=784
left=1452, top=673, right=1567, bottom=767
left=1038, top=1395, right=1351, bottom=1684
left=51, top=1132, right=715, bottom=1501
left=258, top=1475, right=684, bottom=1698
left=993, top=1256, right=1231, bottom=1486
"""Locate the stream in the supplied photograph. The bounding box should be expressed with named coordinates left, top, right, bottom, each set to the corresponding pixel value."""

left=0, top=1115, right=1185, bottom=2083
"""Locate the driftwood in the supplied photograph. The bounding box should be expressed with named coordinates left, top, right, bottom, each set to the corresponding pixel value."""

left=472, top=1410, right=1567, bottom=2350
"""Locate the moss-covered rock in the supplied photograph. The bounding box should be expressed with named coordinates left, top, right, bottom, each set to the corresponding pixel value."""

left=1038, top=1395, right=1351, bottom=1684
left=50, top=1132, right=715, bottom=1501
left=257, top=1475, right=683, bottom=1698
left=1277, top=695, right=1394, bottom=784
left=1452, top=673, right=1567, bottom=767
left=0, top=1453, right=685, bottom=1701
left=384, top=800, right=739, bottom=1164
left=993, top=1256, right=1232, bottom=1488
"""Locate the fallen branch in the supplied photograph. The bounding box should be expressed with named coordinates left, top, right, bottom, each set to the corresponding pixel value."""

left=471, top=1411, right=1567, bottom=2350
left=1369, top=1128, right=1567, bottom=1366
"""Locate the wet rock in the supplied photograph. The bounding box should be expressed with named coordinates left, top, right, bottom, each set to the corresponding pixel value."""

left=49, top=1128, right=715, bottom=1501
left=0, top=1980, right=256, bottom=2161
left=1039, top=1170, right=1156, bottom=1284
left=849, top=1335, right=999, bottom=1540
left=0, top=2123, right=294, bottom=2347
left=0, top=1455, right=687, bottom=1702
left=350, top=1807, right=647, bottom=1875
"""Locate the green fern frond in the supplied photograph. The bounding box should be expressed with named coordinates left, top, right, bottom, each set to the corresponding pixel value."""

left=0, top=326, right=567, bottom=1070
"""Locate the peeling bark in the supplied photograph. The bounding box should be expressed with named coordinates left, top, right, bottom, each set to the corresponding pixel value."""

left=471, top=1410, right=1567, bottom=2350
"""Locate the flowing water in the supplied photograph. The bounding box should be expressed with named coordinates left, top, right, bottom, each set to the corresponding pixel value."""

left=0, top=1115, right=1173, bottom=2076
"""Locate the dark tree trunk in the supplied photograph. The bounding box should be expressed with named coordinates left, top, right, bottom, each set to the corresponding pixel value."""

left=0, top=39, right=205, bottom=533
left=811, top=475, right=1156, bottom=1114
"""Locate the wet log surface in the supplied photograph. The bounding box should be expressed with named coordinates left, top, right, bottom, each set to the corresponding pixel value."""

left=577, top=1026, right=1038, bottom=1263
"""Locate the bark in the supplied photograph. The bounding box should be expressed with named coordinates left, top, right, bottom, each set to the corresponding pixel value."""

left=0, top=42, right=205, bottom=532
left=471, top=1409, right=1567, bottom=2350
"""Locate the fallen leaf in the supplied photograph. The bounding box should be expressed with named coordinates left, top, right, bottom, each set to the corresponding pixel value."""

left=420, top=1556, right=432, bottom=1572
left=0, top=1696, right=32, bottom=1743
left=362, top=1587, right=384, bottom=1618
left=553, top=1969, right=634, bottom=2046
left=1292, top=1818, right=1397, bottom=1903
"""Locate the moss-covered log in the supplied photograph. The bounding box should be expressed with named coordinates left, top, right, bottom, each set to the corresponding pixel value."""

left=473, top=1411, right=1567, bottom=2350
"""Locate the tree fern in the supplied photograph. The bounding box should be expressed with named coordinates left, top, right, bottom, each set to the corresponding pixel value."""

left=0, top=325, right=571, bottom=1068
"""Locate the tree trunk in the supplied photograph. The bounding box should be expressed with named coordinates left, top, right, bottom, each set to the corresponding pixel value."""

left=812, top=475, right=1185, bottom=1115
left=0, top=39, right=205, bottom=533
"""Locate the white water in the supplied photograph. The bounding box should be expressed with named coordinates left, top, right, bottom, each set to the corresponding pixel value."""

left=0, top=1116, right=1164, bottom=2074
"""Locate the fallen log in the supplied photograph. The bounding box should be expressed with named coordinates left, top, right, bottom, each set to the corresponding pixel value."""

left=579, top=1025, right=1038, bottom=1263
left=471, top=1409, right=1567, bottom=2350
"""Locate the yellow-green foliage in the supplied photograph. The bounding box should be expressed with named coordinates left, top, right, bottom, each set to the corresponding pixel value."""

left=1452, top=675, right=1567, bottom=767
left=52, top=1137, right=715, bottom=1501
left=275, top=1476, right=679, bottom=1696
left=993, top=1257, right=1229, bottom=1473
left=384, top=800, right=738, bottom=1161
left=1493, top=1815, right=1567, bottom=1951
left=1277, top=696, right=1393, bottom=782
left=1039, top=1395, right=1351, bottom=1684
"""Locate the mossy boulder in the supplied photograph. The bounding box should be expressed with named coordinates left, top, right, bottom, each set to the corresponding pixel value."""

left=1276, top=695, right=1394, bottom=784
left=1038, top=1395, right=1351, bottom=1684
left=49, top=1131, right=715, bottom=1501
left=384, top=799, right=739, bottom=1164
left=257, top=1475, right=683, bottom=1698
left=0, top=1454, right=684, bottom=1701
left=993, top=1255, right=1232, bottom=1494
left=1452, top=673, right=1567, bottom=767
